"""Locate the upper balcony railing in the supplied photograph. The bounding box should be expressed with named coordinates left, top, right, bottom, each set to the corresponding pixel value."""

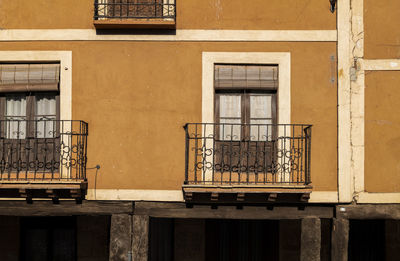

left=184, top=123, right=312, bottom=187
left=0, top=120, right=88, bottom=182
left=94, top=0, right=176, bottom=20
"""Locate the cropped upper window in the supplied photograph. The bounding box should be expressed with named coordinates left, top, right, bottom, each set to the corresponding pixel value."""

left=94, top=0, right=176, bottom=29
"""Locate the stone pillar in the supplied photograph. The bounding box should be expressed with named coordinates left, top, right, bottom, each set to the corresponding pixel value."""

left=109, top=214, right=132, bottom=261
left=331, top=218, right=349, bottom=261
left=386, top=220, right=400, bottom=261
left=300, top=218, right=321, bottom=261
left=132, top=215, right=149, bottom=261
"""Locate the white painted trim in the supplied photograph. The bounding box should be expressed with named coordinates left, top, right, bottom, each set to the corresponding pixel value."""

left=202, top=52, right=290, bottom=125
left=0, top=29, right=338, bottom=42
left=0, top=51, right=72, bottom=177
left=0, top=51, right=72, bottom=121
left=309, top=191, right=339, bottom=203
left=350, top=0, right=365, bottom=194
left=86, top=189, right=185, bottom=201
left=361, top=59, right=400, bottom=71
left=202, top=52, right=291, bottom=181
left=357, top=192, right=400, bottom=204
left=348, top=2, right=400, bottom=201
left=337, top=0, right=353, bottom=203
left=86, top=189, right=339, bottom=203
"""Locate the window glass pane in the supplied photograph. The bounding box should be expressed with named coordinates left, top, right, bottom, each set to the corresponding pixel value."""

left=36, top=95, right=56, bottom=118
left=35, top=120, right=56, bottom=138
left=5, top=95, right=26, bottom=139
left=220, top=118, right=241, bottom=141
left=36, top=94, right=56, bottom=138
left=6, top=95, right=26, bottom=117
left=250, top=95, right=271, bottom=119
left=220, top=95, right=241, bottom=118
left=250, top=119, right=273, bottom=141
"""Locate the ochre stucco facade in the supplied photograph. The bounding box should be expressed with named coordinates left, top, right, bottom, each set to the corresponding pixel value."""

left=365, top=71, right=400, bottom=193
left=0, top=41, right=338, bottom=191
left=364, top=0, right=400, bottom=59
left=0, top=0, right=336, bottom=30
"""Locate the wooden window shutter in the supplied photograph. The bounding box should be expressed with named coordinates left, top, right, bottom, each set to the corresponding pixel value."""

left=0, top=64, right=60, bottom=93
left=214, top=65, right=278, bottom=90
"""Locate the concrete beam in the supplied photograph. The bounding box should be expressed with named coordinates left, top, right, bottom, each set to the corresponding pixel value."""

left=135, top=202, right=334, bottom=219
left=337, top=205, right=400, bottom=219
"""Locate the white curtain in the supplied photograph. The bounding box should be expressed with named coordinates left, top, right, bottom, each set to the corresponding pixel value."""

left=36, top=95, right=56, bottom=138
left=250, top=95, right=272, bottom=141
left=219, top=95, right=241, bottom=140
left=6, top=95, right=26, bottom=139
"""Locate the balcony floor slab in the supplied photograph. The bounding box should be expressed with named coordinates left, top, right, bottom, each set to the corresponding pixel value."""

left=182, top=184, right=312, bottom=204
left=93, top=19, right=176, bottom=29
left=0, top=180, right=87, bottom=200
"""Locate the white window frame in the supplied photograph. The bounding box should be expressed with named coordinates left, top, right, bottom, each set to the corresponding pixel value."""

left=0, top=51, right=72, bottom=178
left=202, top=52, right=291, bottom=183
left=0, top=51, right=72, bottom=121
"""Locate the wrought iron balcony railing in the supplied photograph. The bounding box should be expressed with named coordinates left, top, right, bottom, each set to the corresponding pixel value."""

left=184, top=123, right=312, bottom=186
left=0, top=120, right=88, bottom=182
left=94, top=0, right=176, bottom=20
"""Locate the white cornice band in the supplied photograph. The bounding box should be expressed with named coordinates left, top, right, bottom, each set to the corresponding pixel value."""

left=361, top=59, right=400, bottom=71
left=0, top=29, right=337, bottom=42
left=86, top=189, right=339, bottom=203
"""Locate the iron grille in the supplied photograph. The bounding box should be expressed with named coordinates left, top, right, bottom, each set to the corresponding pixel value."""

left=94, top=0, right=176, bottom=20
left=0, top=120, right=88, bottom=181
left=184, top=123, right=312, bottom=186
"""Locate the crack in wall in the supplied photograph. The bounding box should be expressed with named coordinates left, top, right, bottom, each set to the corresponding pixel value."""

left=349, top=0, right=365, bottom=203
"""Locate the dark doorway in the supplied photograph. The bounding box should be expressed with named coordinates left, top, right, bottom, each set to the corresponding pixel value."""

left=149, top=218, right=175, bottom=261
left=348, top=220, right=385, bottom=261
left=205, top=219, right=280, bottom=261
left=20, top=216, right=76, bottom=261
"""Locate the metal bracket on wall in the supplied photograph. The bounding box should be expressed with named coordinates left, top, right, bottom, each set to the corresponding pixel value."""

left=330, top=0, right=337, bottom=13
left=330, top=54, right=337, bottom=86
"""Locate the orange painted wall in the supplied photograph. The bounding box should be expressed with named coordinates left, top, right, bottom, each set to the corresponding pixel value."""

left=0, top=0, right=336, bottom=30
left=0, top=41, right=337, bottom=191
left=177, top=0, right=336, bottom=30
left=365, top=71, right=400, bottom=193
left=365, top=0, right=400, bottom=59
left=0, top=0, right=94, bottom=29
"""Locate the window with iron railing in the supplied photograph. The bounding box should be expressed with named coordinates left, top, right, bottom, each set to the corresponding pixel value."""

left=184, top=64, right=312, bottom=186
left=184, top=123, right=312, bottom=186
left=94, top=0, right=175, bottom=20
left=0, top=64, right=88, bottom=181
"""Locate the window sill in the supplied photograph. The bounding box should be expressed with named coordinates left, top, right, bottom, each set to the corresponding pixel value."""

left=93, top=19, right=176, bottom=29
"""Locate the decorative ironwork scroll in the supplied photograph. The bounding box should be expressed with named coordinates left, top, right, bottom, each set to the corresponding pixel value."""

left=184, top=123, right=312, bottom=186
left=0, top=120, right=88, bottom=181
